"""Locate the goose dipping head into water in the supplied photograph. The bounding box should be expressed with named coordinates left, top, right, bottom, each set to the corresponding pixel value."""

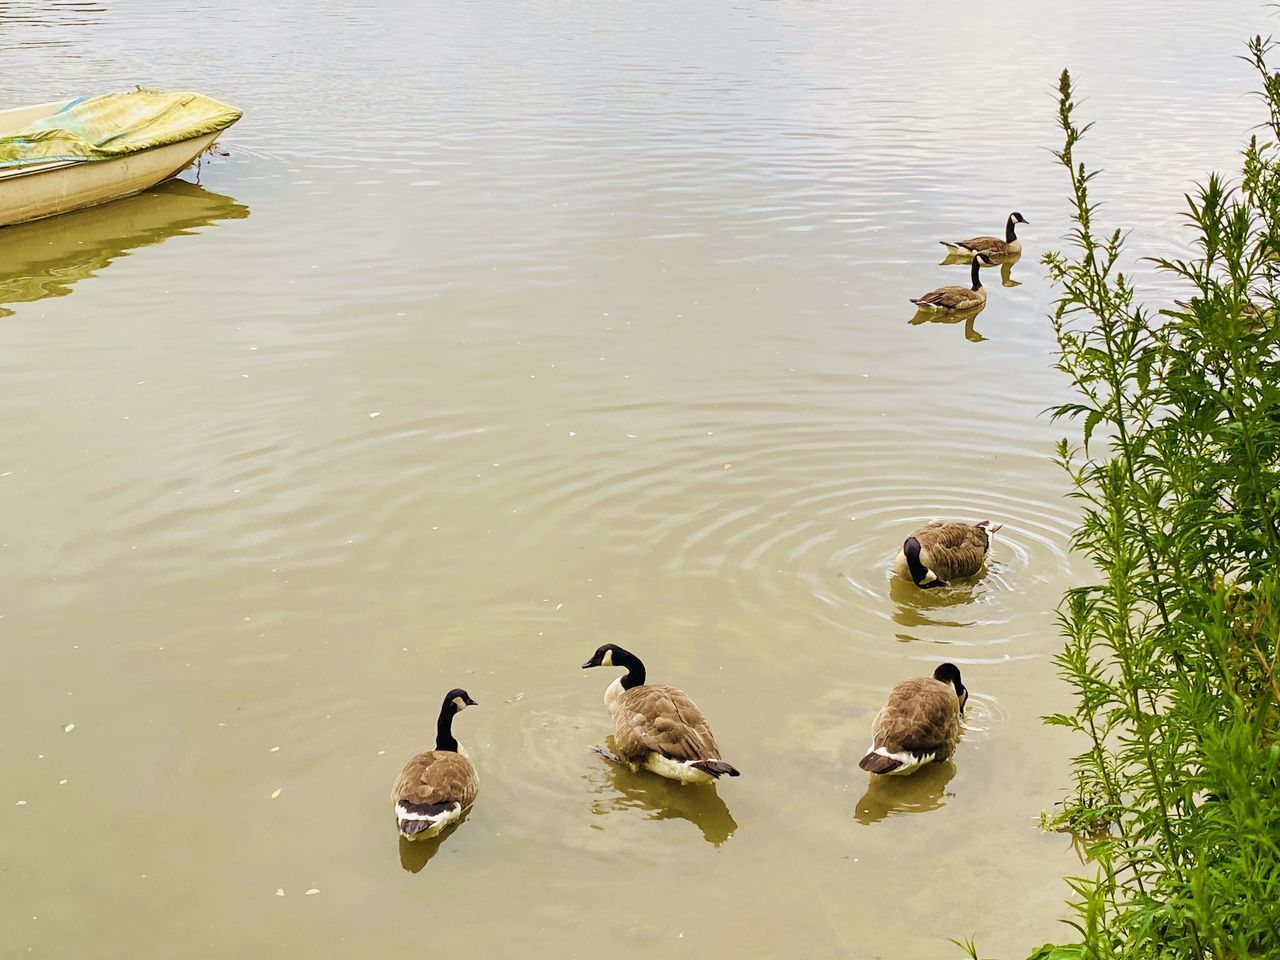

left=893, top=519, right=1001, bottom=589
left=859, top=663, right=969, bottom=776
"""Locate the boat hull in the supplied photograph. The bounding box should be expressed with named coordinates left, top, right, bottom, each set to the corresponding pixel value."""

left=0, top=130, right=222, bottom=228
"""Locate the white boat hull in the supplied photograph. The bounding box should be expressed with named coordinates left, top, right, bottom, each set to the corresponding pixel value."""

left=0, top=98, right=227, bottom=227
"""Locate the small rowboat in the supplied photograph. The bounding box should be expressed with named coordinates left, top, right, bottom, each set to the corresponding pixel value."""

left=0, top=90, right=242, bottom=228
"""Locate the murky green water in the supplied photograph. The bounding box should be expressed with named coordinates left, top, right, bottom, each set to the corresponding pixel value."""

left=0, top=2, right=1267, bottom=957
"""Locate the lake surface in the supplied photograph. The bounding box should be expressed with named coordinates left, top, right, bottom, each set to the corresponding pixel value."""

left=0, top=2, right=1267, bottom=957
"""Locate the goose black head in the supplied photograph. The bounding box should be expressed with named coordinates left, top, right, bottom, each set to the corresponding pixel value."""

left=583, top=643, right=624, bottom=669
left=1010, top=212, right=1028, bottom=225
left=903, top=535, right=947, bottom=588
left=932, top=663, right=968, bottom=712
left=582, top=643, right=646, bottom=688
left=435, top=688, right=477, bottom=752
left=443, top=688, right=478, bottom=713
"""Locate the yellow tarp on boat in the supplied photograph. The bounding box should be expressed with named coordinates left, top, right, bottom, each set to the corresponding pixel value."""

left=0, top=89, right=242, bottom=168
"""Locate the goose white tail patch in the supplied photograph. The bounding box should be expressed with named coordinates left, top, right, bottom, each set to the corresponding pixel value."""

left=644, top=753, right=716, bottom=784
left=396, top=801, right=461, bottom=822
left=870, top=746, right=933, bottom=776
left=396, top=800, right=462, bottom=839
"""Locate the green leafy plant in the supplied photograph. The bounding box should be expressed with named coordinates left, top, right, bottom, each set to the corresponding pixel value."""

left=985, top=38, right=1280, bottom=960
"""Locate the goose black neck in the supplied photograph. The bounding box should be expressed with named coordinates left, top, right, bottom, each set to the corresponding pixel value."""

left=933, top=662, right=965, bottom=697
left=435, top=700, right=459, bottom=752
left=970, top=256, right=983, bottom=291
left=903, top=536, right=928, bottom=585
left=615, top=649, right=647, bottom=690
left=1005, top=216, right=1018, bottom=242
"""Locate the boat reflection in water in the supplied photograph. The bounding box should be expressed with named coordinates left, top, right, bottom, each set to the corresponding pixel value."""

left=0, top=179, right=249, bottom=318
left=853, top=760, right=956, bottom=825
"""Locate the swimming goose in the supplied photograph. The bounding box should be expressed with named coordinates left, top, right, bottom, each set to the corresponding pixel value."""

left=940, top=212, right=1028, bottom=258
left=391, top=688, right=479, bottom=840
left=893, top=519, right=1001, bottom=588
left=909, top=254, right=995, bottom=312
left=582, top=643, right=740, bottom=784
left=859, top=663, right=968, bottom=776
left=1171, top=298, right=1268, bottom=331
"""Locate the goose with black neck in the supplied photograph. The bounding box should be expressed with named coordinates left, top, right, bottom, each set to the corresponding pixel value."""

left=940, top=211, right=1029, bottom=258
left=582, top=643, right=740, bottom=785
left=910, top=253, right=996, bottom=312
left=859, top=663, right=969, bottom=776
left=390, top=688, right=480, bottom=840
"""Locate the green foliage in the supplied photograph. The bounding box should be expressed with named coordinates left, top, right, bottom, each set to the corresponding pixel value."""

left=1024, top=39, right=1280, bottom=960
left=1027, top=947, right=1084, bottom=960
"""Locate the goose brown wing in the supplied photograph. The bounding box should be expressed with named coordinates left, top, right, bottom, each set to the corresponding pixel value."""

left=960, top=235, right=1008, bottom=255
left=916, top=522, right=989, bottom=578
left=612, top=684, right=722, bottom=763
left=391, top=751, right=478, bottom=810
left=914, top=284, right=974, bottom=309
left=872, top=678, right=960, bottom=757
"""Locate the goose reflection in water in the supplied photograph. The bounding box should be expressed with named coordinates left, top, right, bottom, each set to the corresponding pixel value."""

left=854, top=760, right=956, bottom=825
left=911, top=250, right=1023, bottom=342
left=939, top=247, right=1022, bottom=287
left=908, top=302, right=987, bottom=342
left=887, top=564, right=990, bottom=630
left=587, top=741, right=738, bottom=847
left=398, top=822, right=464, bottom=873
left=0, top=178, right=249, bottom=319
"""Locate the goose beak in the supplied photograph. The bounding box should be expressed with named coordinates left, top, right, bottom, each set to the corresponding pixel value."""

left=581, top=660, right=596, bottom=669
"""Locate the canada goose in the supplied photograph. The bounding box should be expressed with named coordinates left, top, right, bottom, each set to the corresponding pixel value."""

left=1170, top=298, right=1268, bottom=332
left=1172, top=297, right=1263, bottom=315
left=582, top=643, right=740, bottom=784
left=892, top=519, right=1001, bottom=588
left=909, top=254, right=996, bottom=312
left=940, top=212, right=1029, bottom=258
left=391, top=688, right=479, bottom=840
left=859, top=663, right=968, bottom=776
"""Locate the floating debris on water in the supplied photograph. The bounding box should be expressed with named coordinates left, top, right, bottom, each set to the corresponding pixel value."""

left=271, top=788, right=282, bottom=799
